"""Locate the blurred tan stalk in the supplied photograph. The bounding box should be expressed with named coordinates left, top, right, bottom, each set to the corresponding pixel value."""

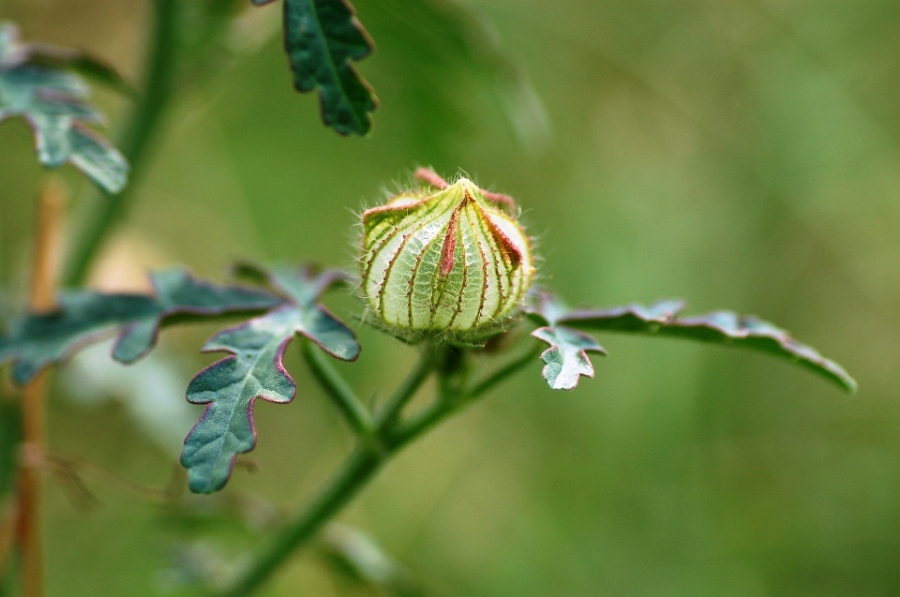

left=16, top=181, right=66, bottom=597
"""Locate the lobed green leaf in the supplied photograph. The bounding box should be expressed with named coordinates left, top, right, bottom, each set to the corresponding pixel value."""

left=527, top=292, right=856, bottom=392
left=0, top=268, right=282, bottom=386
left=251, top=0, right=378, bottom=135
left=181, top=265, right=360, bottom=494
left=0, top=23, right=130, bottom=191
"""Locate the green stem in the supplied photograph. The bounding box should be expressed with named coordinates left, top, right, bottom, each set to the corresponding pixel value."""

left=218, top=447, right=384, bottom=597
left=468, top=342, right=542, bottom=399
left=301, top=340, right=373, bottom=437
left=386, top=344, right=539, bottom=451
left=218, top=344, right=515, bottom=596
left=64, top=0, right=181, bottom=286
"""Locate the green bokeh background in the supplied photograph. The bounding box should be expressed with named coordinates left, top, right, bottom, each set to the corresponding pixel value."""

left=1, top=0, right=899, bottom=595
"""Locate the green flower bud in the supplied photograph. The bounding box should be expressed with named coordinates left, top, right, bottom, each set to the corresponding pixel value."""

left=360, top=169, right=535, bottom=344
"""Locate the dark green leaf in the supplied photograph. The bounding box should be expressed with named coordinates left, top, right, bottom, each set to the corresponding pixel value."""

left=0, top=23, right=129, bottom=191
left=527, top=292, right=856, bottom=392
left=252, top=0, right=378, bottom=135
left=181, top=266, right=360, bottom=494
left=0, top=268, right=283, bottom=386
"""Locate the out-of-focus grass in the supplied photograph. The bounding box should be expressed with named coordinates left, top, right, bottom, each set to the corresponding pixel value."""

left=1, top=0, right=899, bottom=595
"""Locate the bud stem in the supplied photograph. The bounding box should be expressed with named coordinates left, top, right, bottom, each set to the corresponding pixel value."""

left=375, top=348, right=439, bottom=428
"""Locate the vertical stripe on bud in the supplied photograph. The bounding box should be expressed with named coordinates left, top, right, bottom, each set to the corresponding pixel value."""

left=360, top=171, right=535, bottom=343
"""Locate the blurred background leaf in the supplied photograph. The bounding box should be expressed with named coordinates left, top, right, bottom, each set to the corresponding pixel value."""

left=319, top=523, right=423, bottom=597
left=0, top=23, right=129, bottom=192
left=0, top=0, right=898, bottom=595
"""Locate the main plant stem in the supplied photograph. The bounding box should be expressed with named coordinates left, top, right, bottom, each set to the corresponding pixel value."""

left=216, top=343, right=538, bottom=596
left=64, top=0, right=181, bottom=285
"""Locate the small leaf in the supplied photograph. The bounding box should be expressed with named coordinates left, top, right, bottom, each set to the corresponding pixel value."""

left=252, top=0, right=378, bottom=135
left=181, top=266, right=360, bottom=494
left=527, top=292, right=856, bottom=392
left=0, top=268, right=283, bottom=386
left=531, top=325, right=607, bottom=391
left=0, top=23, right=129, bottom=191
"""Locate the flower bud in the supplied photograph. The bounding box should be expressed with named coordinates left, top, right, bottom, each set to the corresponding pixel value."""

left=360, top=170, right=535, bottom=343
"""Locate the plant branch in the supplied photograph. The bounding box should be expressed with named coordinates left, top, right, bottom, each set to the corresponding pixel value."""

left=301, top=340, right=373, bottom=438
left=468, top=341, right=542, bottom=399
left=64, top=0, right=181, bottom=286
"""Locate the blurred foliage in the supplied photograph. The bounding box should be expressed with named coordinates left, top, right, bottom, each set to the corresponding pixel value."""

left=0, top=0, right=899, bottom=596
left=0, top=23, right=128, bottom=192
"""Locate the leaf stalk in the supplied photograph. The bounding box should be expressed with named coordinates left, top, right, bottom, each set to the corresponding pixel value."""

left=301, top=340, right=373, bottom=438
left=374, top=347, right=438, bottom=428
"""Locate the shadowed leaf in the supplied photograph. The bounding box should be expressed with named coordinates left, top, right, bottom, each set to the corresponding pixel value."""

left=252, top=0, right=378, bottom=135
left=527, top=292, right=856, bottom=392
left=181, top=265, right=360, bottom=494
left=0, top=268, right=283, bottom=386
left=0, top=23, right=129, bottom=191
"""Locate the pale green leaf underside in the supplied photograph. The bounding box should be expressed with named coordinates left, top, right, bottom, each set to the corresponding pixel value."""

left=532, top=325, right=606, bottom=390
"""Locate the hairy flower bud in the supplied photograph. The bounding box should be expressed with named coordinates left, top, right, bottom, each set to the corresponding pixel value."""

left=360, top=169, right=535, bottom=343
